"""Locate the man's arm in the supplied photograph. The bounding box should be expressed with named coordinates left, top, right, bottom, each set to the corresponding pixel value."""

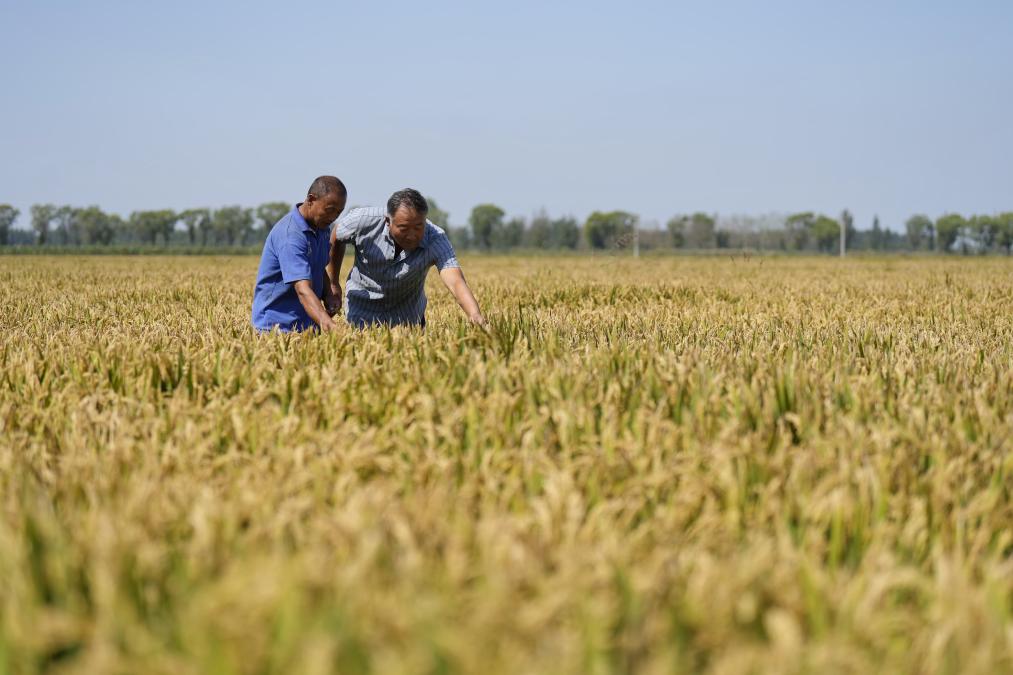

left=439, top=266, right=485, bottom=326
left=325, top=230, right=345, bottom=315
left=294, top=280, right=338, bottom=331
left=326, top=210, right=360, bottom=315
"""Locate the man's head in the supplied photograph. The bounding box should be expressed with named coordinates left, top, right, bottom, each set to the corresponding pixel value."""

left=386, top=188, right=429, bottom=251
left=302, top=175, right=347, bottom=229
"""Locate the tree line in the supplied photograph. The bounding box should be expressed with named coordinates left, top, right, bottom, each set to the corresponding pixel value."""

left=1, top=200, right=1011, bottom=254
left=0, top=202, right=290, bottom=247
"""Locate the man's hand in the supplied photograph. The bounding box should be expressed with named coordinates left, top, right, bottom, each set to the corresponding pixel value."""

left=294, top=279, right=339, bottom=331
left=439, top=267, right=485, bottom=327
left=324, top=285, right=342, bottom=316
left=325, top=240, right=346, bottom=317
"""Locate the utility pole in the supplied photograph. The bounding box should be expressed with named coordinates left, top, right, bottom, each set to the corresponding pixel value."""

left=840, top=209, right=852, bottom=258
left=633, top=218, right=640, bottom=259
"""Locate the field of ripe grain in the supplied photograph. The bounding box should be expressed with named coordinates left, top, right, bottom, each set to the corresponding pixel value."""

left=1, top=254, right=1011, bottom=674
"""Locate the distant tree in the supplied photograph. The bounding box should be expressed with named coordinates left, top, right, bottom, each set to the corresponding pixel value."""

left=969, top=215, right=998, bottom=253
left=785, top=212, right=815, bottom=250
left=996, top=213, right=1013, bottom=255
left=447, top=226, right=472, bottom=249
left=109, top=214, right=128, bottom=243
left=585, top=210, right=636, bottom=249
left=935, top=214, right=965, bottom=253
left=869, top=215, right=886, bottom=251
left=30, top=204, right=58, bottom=245
left=525, top=210, right=552, bottom=249
left=425, top=197, right=450, bottom=229
left=75, top=206, right=116, bottom=245
left=180, top=208, right=212, bottom=246
left=129, top=210, right=177, bottom=245
left=550, top=216, right=580, bottom=249
left=0, top=205, right=19, bottom=246
left=468, top=204, right=505, bottom=250
left=129, top=211, right=155, bottom=244
left=255, top=202, right=290, bottom=235
left=905, top=214, right=933, bottom=251
left=212, top=206, right=253, bottom=246
left=52, top=206, right=79, bottom=245
left=492, top=216, right=524, bottom=249
left=811, top=215, right=840, bottom=253
left=160, top=211, right=178, bottom=244
left=666, top=215, right=686, bottom=248
left=686, top=212, right=716, bottom=249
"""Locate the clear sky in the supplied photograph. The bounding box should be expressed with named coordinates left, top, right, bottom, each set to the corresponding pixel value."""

left=1, top=0, right=1010, bottom=231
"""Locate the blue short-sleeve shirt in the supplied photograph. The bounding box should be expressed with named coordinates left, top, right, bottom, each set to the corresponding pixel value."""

left=251, top=205, right=331, bottom=332
left=333, top=207, right=460, bottom=327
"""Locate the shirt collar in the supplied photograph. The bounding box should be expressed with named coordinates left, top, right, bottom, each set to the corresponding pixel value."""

left=292, top=204, right=316, bottom=234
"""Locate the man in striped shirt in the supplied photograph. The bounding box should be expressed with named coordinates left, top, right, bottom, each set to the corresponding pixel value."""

left=325, top=188, right=485, bottom=328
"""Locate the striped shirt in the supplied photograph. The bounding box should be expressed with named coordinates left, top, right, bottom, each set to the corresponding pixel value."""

left=333, top=207, right=460, bottom=327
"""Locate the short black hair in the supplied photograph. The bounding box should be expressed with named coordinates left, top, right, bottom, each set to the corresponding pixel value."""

left=386, top=188, right=428, bottom=217
left=307, top=175, right=347, bottom=199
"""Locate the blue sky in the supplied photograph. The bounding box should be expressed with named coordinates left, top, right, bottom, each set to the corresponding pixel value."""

left=1, top=0, right=1010, bottom=230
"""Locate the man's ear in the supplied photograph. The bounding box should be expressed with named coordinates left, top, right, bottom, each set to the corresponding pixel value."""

left=305, top=193, right=318, bottom=204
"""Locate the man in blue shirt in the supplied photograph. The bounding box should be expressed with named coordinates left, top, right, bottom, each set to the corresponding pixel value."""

left=325, top=188, right=485, bottom=328
left=251, top=176, right=347, bottom=332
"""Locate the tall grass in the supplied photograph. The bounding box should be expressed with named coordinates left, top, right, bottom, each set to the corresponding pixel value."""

left=1, top=255, right=1011, bottom=674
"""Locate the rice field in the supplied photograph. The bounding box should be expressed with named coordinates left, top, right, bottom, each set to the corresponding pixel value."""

left=1, top=254, right=1011, bottom=674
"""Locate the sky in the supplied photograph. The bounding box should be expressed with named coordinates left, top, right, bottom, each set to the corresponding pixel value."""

left=1, top=0, right=1011, bottom=231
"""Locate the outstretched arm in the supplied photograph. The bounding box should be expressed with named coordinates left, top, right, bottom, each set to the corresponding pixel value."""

left=439, top=266, right=485, bottom=326
left=294, top=280, right=338, bottom=331
left=325, top=228, right=346, bottom=316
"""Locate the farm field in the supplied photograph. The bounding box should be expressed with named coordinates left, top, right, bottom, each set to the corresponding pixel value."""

left=1, top=254, right=1012, bottom=674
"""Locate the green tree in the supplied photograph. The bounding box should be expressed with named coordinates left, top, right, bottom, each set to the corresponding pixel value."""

left=75, top=206, right=117, bottom=245
left=550, top=216, right=579, bottom=249
left=905, top=214, right=933, bottom=251
left=30, top=204, right=57, bottom=245
left=180, top=208, right=212, bottom=246
left=129, top=211, right=155, bottom=244
left=130, top=210, right=177, bottom=245
left=255, top=202, right=290, bottom=234
left=525, top=210, right=552, bottom=249
left=426, top=197, right=450, bottom=229
left=585, top=211, right=636, bottom=249
left=869, top=215, right=886, bottom=251
left=970, top=215, right=998, bottom=253
left=686, top=212, right=716, bottom=249
left=667, top=216, right=687, bottom=248
left=109, top=214, right=128, bottom=244
left=212, top=206, right=253, bottom=246
left=785, top=212, right=815, bottom=250
left=0, top=205, right=19, bottom=246
left=715, top=229, right=732, bottom=249
left=935, top=214, right=965, bottom=253
left=811, top=215, right=841, bottom=253
left=996, top=213, right=1013, bottom=255
left=53, top=206, right=79, bottom=245
left=447, top=227, right=472, bottom=249
left=468, top=204, right=505, bottom=250
left=493, top=216, right=525, bottom=249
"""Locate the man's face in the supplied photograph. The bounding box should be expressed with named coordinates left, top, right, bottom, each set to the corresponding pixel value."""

left=388, top=206, right=426, bottom=251
left=304, top=192, right=346, bottom=229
